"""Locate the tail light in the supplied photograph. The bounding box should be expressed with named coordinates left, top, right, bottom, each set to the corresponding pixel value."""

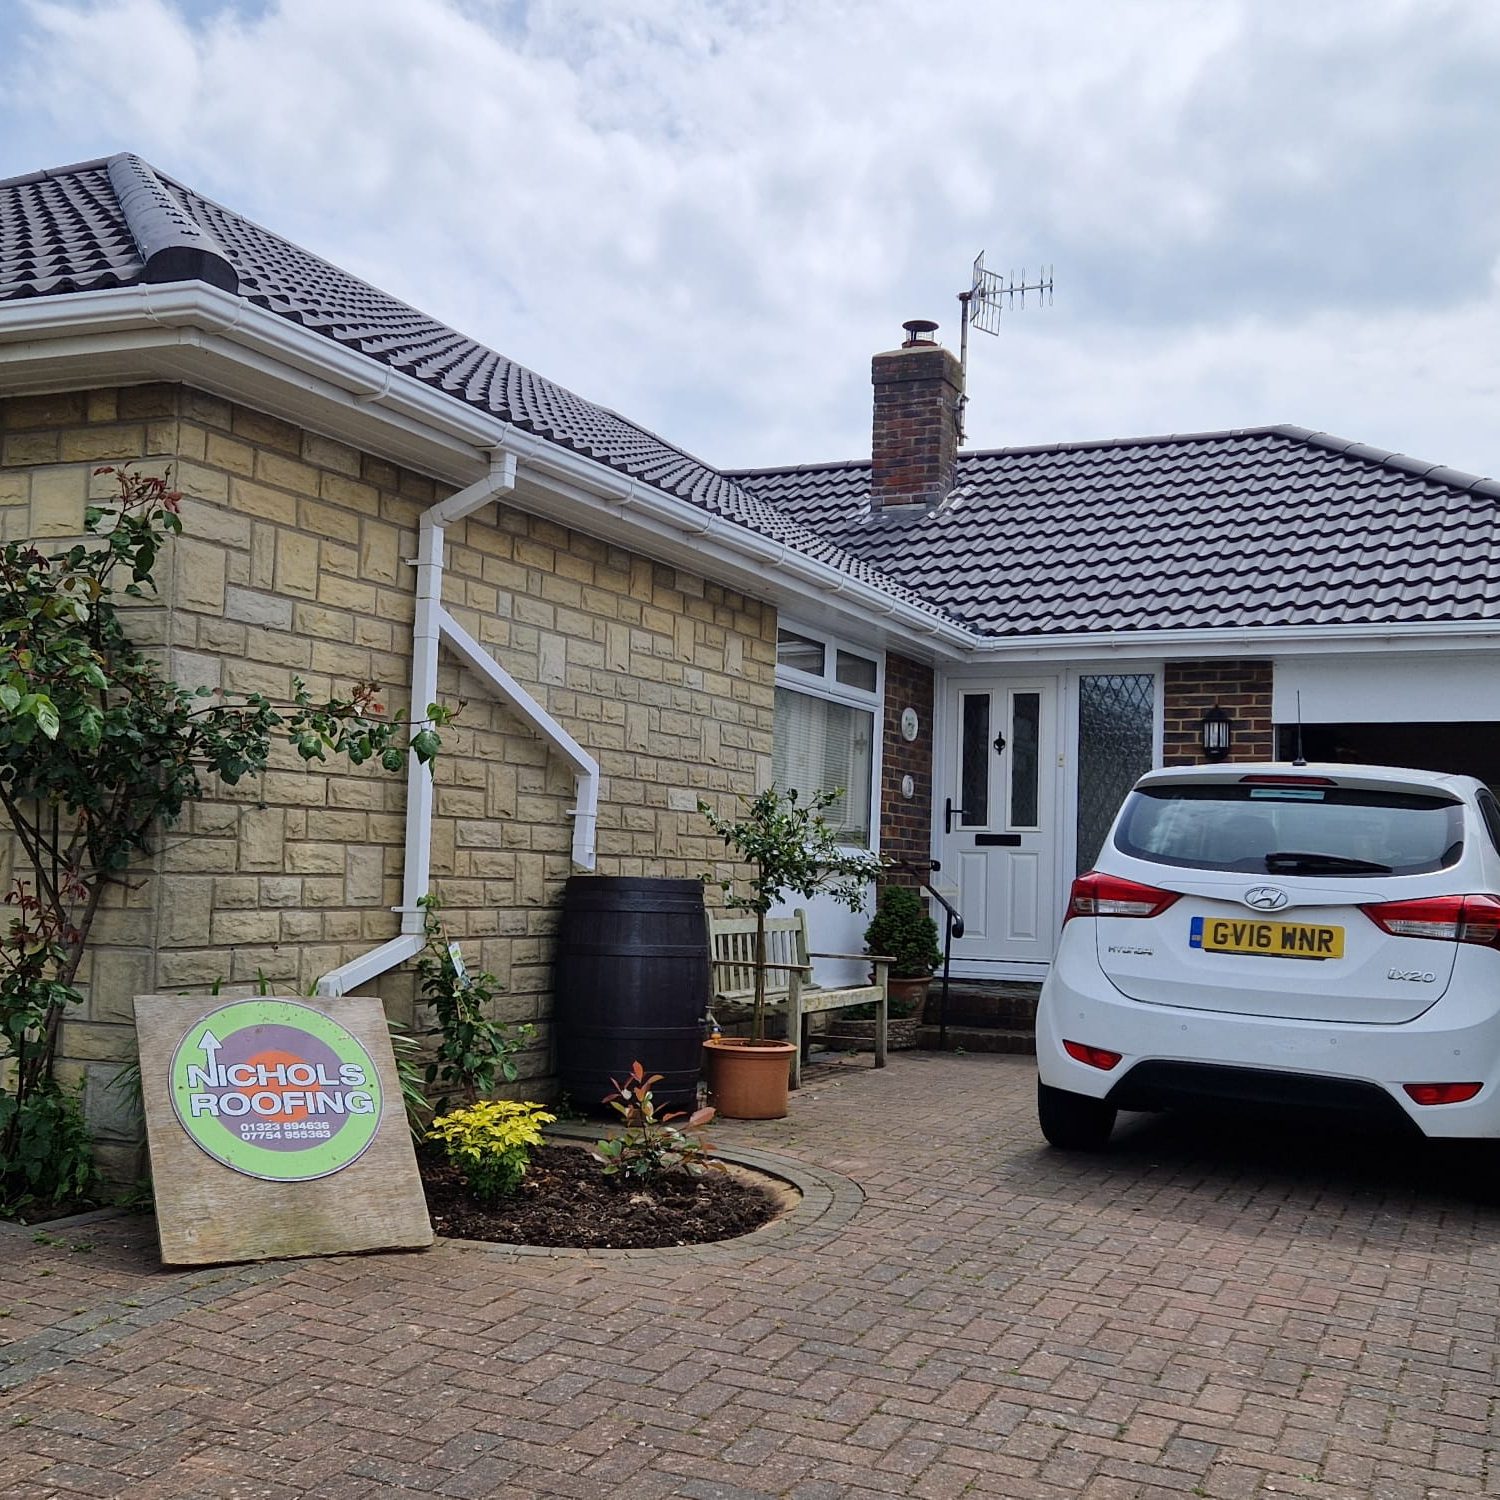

left=1063, top=1039, right=1123, bottom=1070
left=1403, top=1083, right=1483, bottom=1106
left=1066, top=872, right=1180, bottom=923
left=1361, top=894, right=1500, bottom=946
left=1238, top=774, right=1338, bottom=787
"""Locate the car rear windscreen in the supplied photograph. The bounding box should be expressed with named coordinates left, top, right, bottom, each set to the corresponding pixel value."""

left=1113, top=784, right=1465, bottom=876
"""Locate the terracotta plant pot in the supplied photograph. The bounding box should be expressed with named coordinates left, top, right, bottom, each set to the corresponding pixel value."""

left=887, top=976, right=932, bottom=1015
left=703, top=1036, right=796, bottom=1120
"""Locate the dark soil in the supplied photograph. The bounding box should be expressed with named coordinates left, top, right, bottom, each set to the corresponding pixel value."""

left=420, top=1143, right=781, bottom=1249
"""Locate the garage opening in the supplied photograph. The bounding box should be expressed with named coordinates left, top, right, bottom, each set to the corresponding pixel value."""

left=1275, top=723, right=1500, bottom=788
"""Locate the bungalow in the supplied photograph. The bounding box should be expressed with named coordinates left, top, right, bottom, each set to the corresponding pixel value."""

left=3, top=153, right=1498, bottom=1174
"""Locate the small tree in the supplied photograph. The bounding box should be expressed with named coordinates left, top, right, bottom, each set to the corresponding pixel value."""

left=700, top=786, right=883, bottom=1042
left=0, top=465, right=450, bottom=1209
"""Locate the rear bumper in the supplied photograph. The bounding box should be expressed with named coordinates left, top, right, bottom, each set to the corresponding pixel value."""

left=1037, top=943, right=1500, bottom=1138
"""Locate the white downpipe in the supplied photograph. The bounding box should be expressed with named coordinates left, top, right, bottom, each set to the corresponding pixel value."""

left=437, top=608, right=599, bottom=866
left=317, top=452, right=598, bottom=997
left=398, top=517, right=445, bottom=936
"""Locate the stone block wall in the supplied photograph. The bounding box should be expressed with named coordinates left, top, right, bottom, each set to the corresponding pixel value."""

left=1, top=384, right=776, bottom=1179
left=1163, top=660, right=1274, bottom=766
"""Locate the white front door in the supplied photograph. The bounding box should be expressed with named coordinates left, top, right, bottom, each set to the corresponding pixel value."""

left=941, top=677, right=1060, bottom=975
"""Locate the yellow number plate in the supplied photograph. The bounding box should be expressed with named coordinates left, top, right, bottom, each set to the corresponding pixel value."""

left=1190, top=916, right=1344, bottom=960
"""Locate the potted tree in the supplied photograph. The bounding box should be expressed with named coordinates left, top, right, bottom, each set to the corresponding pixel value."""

left=862, top=884, right=943, bottom=1019
left=699, top=787, right=883, bottom=1118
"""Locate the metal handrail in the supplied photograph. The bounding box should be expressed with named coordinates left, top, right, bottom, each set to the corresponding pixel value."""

left=894, top=860, right=964, bottom=1050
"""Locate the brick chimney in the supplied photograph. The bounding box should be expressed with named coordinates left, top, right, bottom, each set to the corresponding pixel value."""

left=870, top=318, right=964, bottom=511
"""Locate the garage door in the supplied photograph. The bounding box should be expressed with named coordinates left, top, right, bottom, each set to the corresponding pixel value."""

left=1273, top=654, right=1500, bottom=787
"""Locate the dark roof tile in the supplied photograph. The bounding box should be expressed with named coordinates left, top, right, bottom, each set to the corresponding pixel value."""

left=6, top=155, right=1499, bottom=641
left=732, top=427, right=1500, bottom=635
left=0, top=154, right=955, bottom=626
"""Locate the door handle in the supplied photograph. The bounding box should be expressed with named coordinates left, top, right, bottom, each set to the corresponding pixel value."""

left=944, top=797, right=966, bottom=835
left=993, top=733, right=1007, bottom=755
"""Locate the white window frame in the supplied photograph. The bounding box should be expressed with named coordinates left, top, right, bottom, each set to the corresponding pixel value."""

left=773, top=621, right=885, bottom=853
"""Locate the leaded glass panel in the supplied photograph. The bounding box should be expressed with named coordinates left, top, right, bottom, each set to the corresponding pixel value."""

left=1076, top=673, right=1155, bottom=872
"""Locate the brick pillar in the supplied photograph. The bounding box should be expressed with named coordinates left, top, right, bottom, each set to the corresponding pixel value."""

left=1163, top=660, right=1274, bottom=766
left=880, top=652, right=935, bottom=880
left=870, top=323, right=963, bottom=510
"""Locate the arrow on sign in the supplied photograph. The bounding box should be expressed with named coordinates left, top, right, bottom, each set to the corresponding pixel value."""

left=199, top=1029, right=222, bottom=1082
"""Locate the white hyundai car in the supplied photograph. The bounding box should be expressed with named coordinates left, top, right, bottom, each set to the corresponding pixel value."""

left=1036, top=763, right=1500, bottom=1149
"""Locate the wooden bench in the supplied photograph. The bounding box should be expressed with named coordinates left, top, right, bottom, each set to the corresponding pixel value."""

left=708, top=910, right=891, bottom=1089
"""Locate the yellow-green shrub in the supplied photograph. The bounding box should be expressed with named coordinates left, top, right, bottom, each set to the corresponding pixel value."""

left=427, top=1100, right=556, bottom=1202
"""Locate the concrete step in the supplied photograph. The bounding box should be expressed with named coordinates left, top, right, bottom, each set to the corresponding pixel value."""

left=924, top=982, right=1039, bottom=1030
left=916, top=1024, right=1037, bottom=1055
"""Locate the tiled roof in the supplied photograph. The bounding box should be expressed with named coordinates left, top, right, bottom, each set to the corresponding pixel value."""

left=5, top=154, right=1499, bottom=642
left=0, top=154, right=953, bottom=625
left=731, top=428, right=1500, bottom=635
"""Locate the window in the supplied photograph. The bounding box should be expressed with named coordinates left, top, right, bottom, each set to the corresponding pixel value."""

left=772, top=624, right=882, bottom=848
left=1115, top=784, right=1464, bottom=876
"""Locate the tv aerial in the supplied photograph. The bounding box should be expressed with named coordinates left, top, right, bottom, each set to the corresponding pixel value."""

left=956, top=252, right=1054, bottom=442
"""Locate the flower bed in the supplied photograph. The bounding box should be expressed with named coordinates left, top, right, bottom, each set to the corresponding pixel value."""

left=419, top=1142, right=778, bottom=1248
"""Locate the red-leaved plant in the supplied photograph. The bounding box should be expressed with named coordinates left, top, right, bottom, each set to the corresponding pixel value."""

left=592, top=1061, right=719, bottom=1180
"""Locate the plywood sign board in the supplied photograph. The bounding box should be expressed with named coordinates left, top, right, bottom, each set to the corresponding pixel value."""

left=134, top=993, right=434, bottom=1267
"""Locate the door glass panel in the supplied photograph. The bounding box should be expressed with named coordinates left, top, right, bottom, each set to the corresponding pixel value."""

left=1076, top=672, right=1155, bottom=872
left=960, top=694, right=990, bottom=827
left=1009, top=692, right=1040, bottom=828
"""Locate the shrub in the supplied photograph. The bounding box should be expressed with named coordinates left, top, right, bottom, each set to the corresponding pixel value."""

left=0, top=464, right=448, bottom=1214
left=427, top=1100, right=555, bottom=1203
left=416, top=896, right=535, bottom=1110
left=864, top=884, right=942, bottom=979
left=1, top=1081, right=95, bottom=1217
left=592, top=1061, right=718, bottom=1181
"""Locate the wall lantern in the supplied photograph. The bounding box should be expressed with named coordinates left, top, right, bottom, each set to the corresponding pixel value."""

left=1200, top=704, right=1233, bottom=762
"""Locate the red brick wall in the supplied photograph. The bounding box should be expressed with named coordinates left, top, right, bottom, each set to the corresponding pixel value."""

left=870, top=342, right=962, bottom=510
left=880, top=652, right=935, bottom=879
left=1163, top=660, right=1274, bottom=766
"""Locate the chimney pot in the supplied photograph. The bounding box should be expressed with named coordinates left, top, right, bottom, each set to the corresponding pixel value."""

left=902, top=318, right=939, bottom=346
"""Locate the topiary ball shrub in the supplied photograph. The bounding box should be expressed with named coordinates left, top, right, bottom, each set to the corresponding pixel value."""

left=864, top=884, right=942, bottom=981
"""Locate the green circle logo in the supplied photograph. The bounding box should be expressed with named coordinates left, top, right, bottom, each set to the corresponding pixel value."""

left=169, top=1001, right=383, bottom=1181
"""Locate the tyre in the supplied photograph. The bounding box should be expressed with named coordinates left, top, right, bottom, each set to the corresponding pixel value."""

left=1037, top=1079, right=1117, bottom=1150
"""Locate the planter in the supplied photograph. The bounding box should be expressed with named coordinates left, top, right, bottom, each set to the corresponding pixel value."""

left=824, top=1016, right=923, bottom=1052
left=887, top=976, right=932, bottom=1013
left=704, top=1036, right=796, bottom=1120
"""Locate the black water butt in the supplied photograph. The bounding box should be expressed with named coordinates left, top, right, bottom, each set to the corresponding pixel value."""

left=553, top=876, right=710, bottom=1114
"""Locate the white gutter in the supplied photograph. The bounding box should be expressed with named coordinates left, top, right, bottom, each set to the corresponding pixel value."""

left=7, top=287, right=1497, bottom=670
left=316, top=451, right=599, bottom=998
left=950, top=619, right=1500, bottom=664
left=0, top=286, right=980, bottom=656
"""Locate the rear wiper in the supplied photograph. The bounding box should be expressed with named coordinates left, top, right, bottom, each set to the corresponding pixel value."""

left=1263, top=851, right=1393, bottom=875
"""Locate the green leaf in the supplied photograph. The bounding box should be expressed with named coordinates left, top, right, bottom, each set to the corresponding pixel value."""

left=30, top=695, right=60, bottom=740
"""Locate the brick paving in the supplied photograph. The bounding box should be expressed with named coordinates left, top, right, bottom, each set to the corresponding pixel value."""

left=4, top=1051, right=1500, bottom=1499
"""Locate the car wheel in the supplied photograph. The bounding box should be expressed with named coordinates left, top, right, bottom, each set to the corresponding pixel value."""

left=1037, top=1080, right=1117, bottom=1151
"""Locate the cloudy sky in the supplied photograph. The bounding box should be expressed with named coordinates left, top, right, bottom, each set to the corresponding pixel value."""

left=1, top=0, right=1498, bottom=478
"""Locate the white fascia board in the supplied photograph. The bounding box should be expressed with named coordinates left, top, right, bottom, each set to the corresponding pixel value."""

left=0, top=285, right=976, bottom=658
left=961, top=621, right=1500, bottom=664
left=5, top=287, right=1498, bottom=667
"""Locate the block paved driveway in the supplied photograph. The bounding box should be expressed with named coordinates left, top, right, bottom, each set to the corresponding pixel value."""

left=4, top=1051, right=1500, bottom=1500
